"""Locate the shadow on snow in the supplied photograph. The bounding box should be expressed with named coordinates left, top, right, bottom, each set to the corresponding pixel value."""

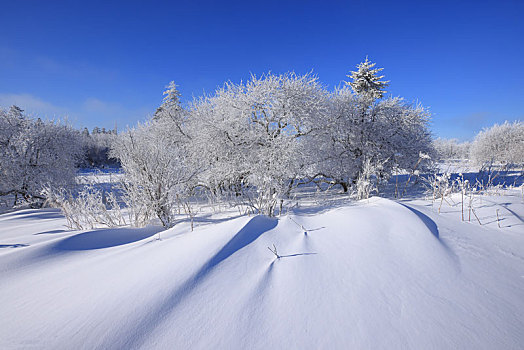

left=0, top=209, right=63, bottom=221
left=119, top=215, right=278, bottom=349
left=399, top=203, right=439, bottom=239
left=53, top=226, right=163, bottom=251
left=34, top=229, right=67, bottom=235
left=0, top=243, right=29, bottom=248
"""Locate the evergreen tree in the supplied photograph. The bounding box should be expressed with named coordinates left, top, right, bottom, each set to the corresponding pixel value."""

left=153, top=81, right=184, bottom=122
left=153, top=81, right=190, bottom=140
left=346, top=57, right=389, bottom=101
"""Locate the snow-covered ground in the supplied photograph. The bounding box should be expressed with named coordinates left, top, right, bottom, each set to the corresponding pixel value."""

left=1, top=186, right=523, bottom=349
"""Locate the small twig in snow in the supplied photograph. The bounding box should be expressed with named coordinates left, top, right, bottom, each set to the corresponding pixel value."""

left=267, top=244, right=280, bottom=259
left=289, top=216, right=308, bottom=234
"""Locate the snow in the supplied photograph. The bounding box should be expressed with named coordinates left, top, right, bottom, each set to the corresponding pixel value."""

left=1, top=192, right=523, bottom=349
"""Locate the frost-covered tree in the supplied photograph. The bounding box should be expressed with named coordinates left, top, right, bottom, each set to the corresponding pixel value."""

left=153, top=81, right=189, bottom=136
left=346, top=57, right=389, bottom=102
left=470, top=121, right=524, bottom=167
left=190, top=72, right=329, bottom=215
left=369, top=97, right=433, bottom=174
left=313, top=59, right=432, bottom=196
left=315, top=88, right=432, bottom=194
left=110, top=120, right=197, bottom=228
left=111, top=83, right=196, bottom=227
left=310, top=87, right=361, bottom=191
left=0, top=106, right=84, bottom=206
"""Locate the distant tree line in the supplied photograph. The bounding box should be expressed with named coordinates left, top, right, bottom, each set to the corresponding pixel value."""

left=433, top=138, right=471, bottom=160
left=0, top=106, right=83, bottom=206
left=433, top=121, right=523, bottom=168
left=80, top=126, right=120, bottom=168
left=0, top=106, right=118, bottom=207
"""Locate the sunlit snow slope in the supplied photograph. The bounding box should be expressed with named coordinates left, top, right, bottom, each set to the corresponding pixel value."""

left=1, top=197, right=523, bottom=349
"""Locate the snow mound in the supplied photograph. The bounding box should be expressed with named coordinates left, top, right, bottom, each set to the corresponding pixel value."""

left=1, top=198, right=523, bottom=349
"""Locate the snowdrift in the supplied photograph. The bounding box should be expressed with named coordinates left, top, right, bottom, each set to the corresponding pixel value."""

left=1, top=198, right=523, bottom=349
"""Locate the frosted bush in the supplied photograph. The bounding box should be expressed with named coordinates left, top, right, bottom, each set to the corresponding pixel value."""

left=42, top=185, right=125, bottom=230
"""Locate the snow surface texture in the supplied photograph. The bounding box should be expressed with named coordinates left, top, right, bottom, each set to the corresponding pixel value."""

left=1, top=195, right=523, bottom=349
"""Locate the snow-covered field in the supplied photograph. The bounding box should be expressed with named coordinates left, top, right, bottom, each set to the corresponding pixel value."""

left=1, top=184, right=523, bottom=349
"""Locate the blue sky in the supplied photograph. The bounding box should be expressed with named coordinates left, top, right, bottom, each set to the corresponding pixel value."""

left=1, top=0, right=522, bottom=140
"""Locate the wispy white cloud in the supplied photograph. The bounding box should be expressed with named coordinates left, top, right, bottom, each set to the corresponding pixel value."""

left=0, top=93, right=151, bottom=129
left=82, top=97, right=152, bottom=126
left=83, top=98, right=125, bottom=115
left=0, top=93, right=70, bottom=119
